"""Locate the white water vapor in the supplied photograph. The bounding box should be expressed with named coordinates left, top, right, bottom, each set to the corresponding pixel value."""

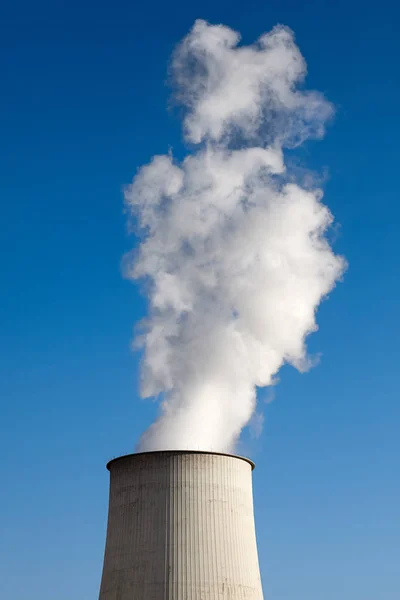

left=124, top=20, right=346, bottom=452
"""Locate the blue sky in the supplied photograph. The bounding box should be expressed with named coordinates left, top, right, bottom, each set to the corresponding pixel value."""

left=0, top=0, right=399, bottom=598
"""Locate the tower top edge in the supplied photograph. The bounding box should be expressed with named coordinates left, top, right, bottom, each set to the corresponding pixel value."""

left=106, top=450, right=255, bottom=471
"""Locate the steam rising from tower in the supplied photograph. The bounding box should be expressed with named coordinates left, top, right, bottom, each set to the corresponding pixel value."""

left=124, top=20, right=345, bottom=452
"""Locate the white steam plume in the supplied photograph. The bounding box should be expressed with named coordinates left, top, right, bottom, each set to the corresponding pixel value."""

left=124, top=20, right=346, bottom=452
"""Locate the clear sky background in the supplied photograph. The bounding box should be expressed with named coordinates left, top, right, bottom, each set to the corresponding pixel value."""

left=0, top=0, right=399, bottom=598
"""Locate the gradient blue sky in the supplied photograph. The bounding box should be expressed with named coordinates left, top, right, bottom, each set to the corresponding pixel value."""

left=0, top=1, right=399, bottom=598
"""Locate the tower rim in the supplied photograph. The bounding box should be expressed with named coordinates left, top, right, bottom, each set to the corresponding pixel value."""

left=106, top=450, right=255, bottom=471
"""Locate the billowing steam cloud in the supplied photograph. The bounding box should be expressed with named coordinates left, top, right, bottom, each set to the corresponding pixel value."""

left=124, top=20, right=346, bottom=452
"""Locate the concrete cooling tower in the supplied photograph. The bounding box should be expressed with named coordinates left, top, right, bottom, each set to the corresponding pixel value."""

left=98, top=450, right=264, bottom=600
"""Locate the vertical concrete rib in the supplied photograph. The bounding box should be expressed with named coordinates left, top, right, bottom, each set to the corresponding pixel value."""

left=98, top=450, right=264, bottom=600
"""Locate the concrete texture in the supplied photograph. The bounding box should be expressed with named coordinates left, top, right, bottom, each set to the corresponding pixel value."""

left=98, top=450, right=264, bottom=600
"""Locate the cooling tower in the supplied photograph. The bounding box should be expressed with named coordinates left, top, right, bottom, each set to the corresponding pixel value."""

left=98, top=450, right=264, bottom=600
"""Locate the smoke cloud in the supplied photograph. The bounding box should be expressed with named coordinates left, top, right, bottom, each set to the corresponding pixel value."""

left=124, top=20, right=346, bottom=452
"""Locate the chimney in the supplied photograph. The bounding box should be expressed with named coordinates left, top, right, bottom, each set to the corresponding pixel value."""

left=99, top=450, right=264, bottom=599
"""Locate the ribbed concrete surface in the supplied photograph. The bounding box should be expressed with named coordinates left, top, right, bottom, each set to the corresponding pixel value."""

left=98, top=451, right=264, bottom=600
